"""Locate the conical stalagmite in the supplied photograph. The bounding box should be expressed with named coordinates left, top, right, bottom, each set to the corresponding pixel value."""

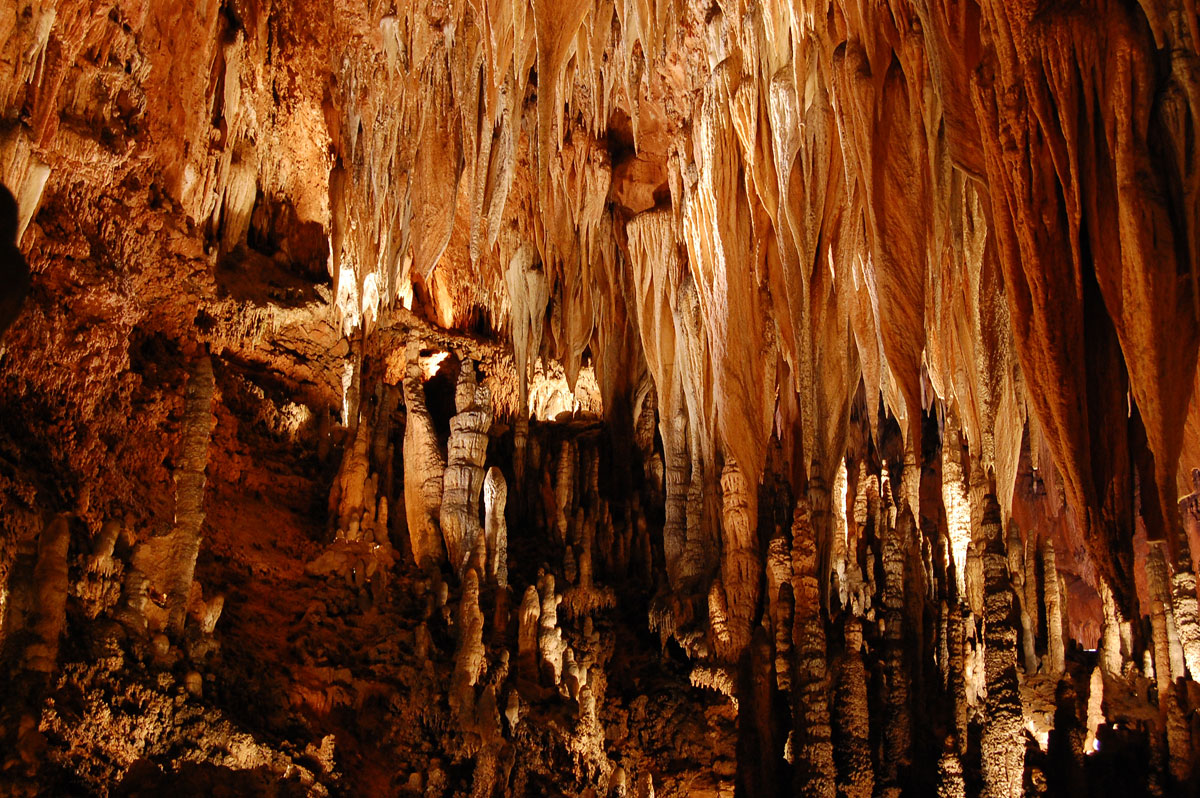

left=719, top=458, right=758, bottom=660
left=833, top=617, right=873, bottom=798
left=790, top=502, right=834, bottom=797
left=1042, top=537, right=1066, bottom=676
left=483, top=467, right=508, bottom=588
left=879, top=496, right=913, bottom=794
left=403, top=344, right=447, bottom=567
left=441, top=363, right=492, bottom=573
left=21, top=515, right=69, bottom=673
left=980, top=495, right=1023, bottom=798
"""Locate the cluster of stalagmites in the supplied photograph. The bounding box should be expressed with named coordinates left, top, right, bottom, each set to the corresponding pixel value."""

left=620, top=410, right=1200, bottom=797
left=308, top=344, right=693, bottom=795
left=2, top=355, right=226, bottom=676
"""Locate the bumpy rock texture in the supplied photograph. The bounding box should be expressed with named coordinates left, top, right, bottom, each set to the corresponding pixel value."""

left=1, top=0, right=1200, bottom=794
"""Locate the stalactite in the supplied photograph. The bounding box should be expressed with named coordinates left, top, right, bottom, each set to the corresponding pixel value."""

left=980, top=495, right=1023, bottom=798
left=440, top=362, right=492, bottom=573
left=790, top=502, right=835, bottom=797
left=506, top=244, right=548, bottom=484
left=403, top=343, right=447, bottom=566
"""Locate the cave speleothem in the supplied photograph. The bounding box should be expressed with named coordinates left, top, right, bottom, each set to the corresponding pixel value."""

left=2, top=0, right=1200, bottom=795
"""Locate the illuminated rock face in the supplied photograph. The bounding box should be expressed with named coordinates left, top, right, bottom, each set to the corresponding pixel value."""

left=2, top=0, right=1200, bottom=794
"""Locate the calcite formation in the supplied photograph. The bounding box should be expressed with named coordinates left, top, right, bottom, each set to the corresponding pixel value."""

left=2, top=0, right=1200, bottom=794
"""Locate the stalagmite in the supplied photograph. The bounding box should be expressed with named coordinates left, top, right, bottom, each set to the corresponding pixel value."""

left=440, top=363, right=492, bottom=573
left=483, top=467, right=508, bottom=588
left=790, top=503, right=835, bottom=797
left=936, top=736, right=965, bottom=798
left=1042, top=537, right=1065, bottom=676
left=948, top=603, right=969, bottom=756
left=831, top=460, right=849, bottom=609
left=980, top=496, right=1023, bottom=798
left=334, top=421, right=370, bottom=534
left=832, top=617, right=873, bottom=798
left=767, top=533, right=794, bottom=691
left=131, top=353, right=215, bottom=634
left=403, top=343, right=447, bottom=566
left=1147, top=540, right=1175, bottom=696
left=554, top=440, right=575, bottom=545
left=879, top=500, right=912, bottom=794
left=719, top=458, right=758, bottom=660
left=537, top=572, right=565, bottom=685
left=517, top=585, right=540, bottom=682
left=167, top=353, right=216, bottom=632
left=22, top=515, right=69, bottom=673
left=1006, top=521, right=1038, bottom=674
left=451, top=569, right=486, bottom=719
left=1175, top=486, right=1200, bottom=677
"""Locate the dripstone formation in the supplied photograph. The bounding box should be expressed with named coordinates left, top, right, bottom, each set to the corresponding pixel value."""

left=1, top=0, right=1200, bottom=795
